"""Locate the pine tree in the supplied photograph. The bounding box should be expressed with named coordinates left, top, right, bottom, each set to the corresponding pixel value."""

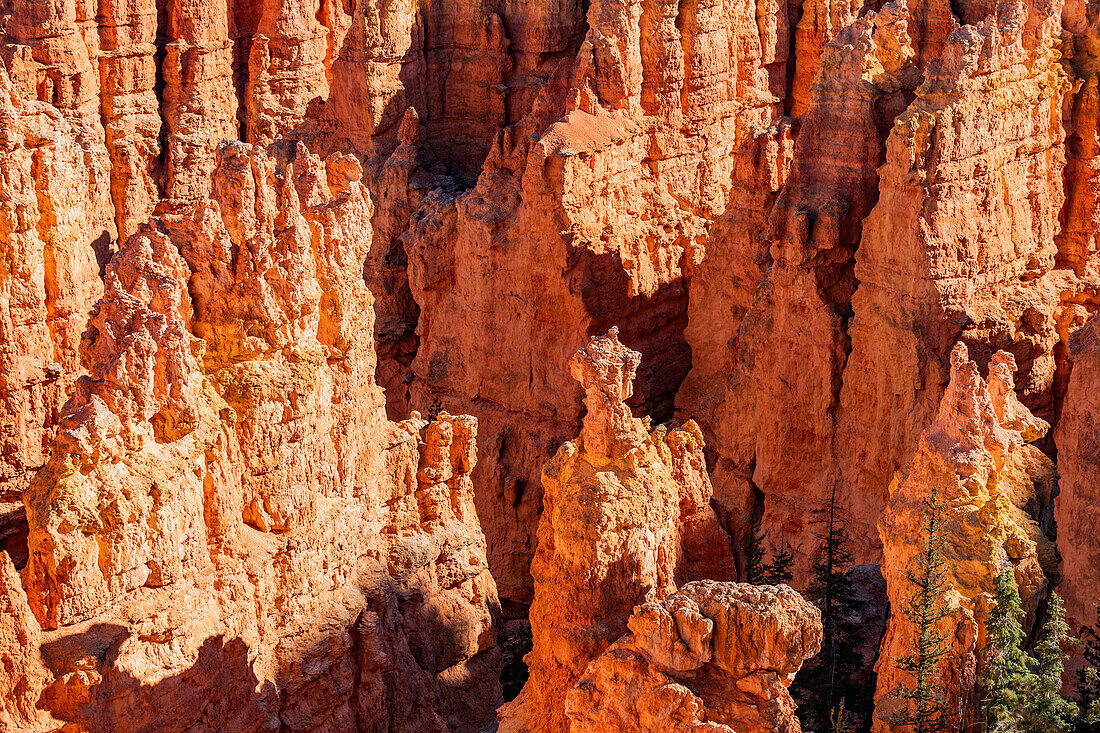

left=1075, top=604, right=1100, bottom=732
left=761, top=530, right=794, bottom=585
left=1023, top=593, right=1076, bottom=733
left=1084, top=668, right=1100, bottom=730
left=746, top=513, right=794, bottom=586
left=795, top=481, right=869, bottom=732
left=980, top=569, right=1032, bottom=732
left=889, top=482, right=955, bottom=733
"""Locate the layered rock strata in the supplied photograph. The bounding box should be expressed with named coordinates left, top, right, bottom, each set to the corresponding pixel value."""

left=872, top=343, right=1057, bottom=729
left=392, top=0, right=790, bottom=605
left=3, top=141, right=503, bottom=732
left=504, top=330, right=735, bottom=733
left=679, top=2, right=922, bottom=570
left=566, top=580, right=822, bottom=733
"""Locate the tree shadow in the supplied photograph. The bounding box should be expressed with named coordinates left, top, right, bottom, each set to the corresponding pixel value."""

left=32, top=567, right=503, bottom=732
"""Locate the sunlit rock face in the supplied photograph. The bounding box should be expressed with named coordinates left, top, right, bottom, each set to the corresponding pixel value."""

left=3, top=141, right=503, bottom=733
left=500, top=330, right=737, bottom=733
left=3, top=0, right=1100, bottom=728
left=873, top=343, right=1057, bottom=731
left=566, top=580, right=822, bottom=733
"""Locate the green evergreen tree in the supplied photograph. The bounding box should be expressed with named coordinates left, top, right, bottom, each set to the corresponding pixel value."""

left=1075, top=604, right=1100, bottom=732
left=1084, top=667, right=1100, bottom=730
left=795, top=481, right=870, bottom=732
left=980, top=569, right=1033, bottom=732
left=1023, top=593, right=1076, bottom=733
left=746, top=512, right=794, bottom=586
left=889, top=483, right=956, bottom=733
left=761, top=530, right=794, bottom=585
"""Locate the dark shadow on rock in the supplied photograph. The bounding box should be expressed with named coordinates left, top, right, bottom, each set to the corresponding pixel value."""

left=0, top=504, right=28, bottom=570
left=40, top=627, right=276, bottom=733
left=32, top=560, right=503, bottom=733
left=566, top=247, right=692, bottom=425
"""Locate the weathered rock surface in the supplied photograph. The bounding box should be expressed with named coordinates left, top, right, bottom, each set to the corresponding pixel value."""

left=872, top=343, right=1057, bottom=730
left=0, top=68, right=103, bottom=568
left=566, top=580, right=822, bottom=733
left=5, top=0, right=1100, bottom=728
left=5, top=142, right=503, bottom=732
left=502, top=330, right=735, bottom=733
left=390, top=0, right=790, bottom=606
left=679, top=2, right=922, bottom=572
left=679, top=0, right=1097, bottom=580
left=1055, top=317, right=1100, bottom=641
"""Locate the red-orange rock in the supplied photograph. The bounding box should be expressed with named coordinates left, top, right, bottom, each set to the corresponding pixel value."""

left=680, top=2, right=921, bottom=576
left=872, top=343, right=1057, bottom=730
left=396, top=0, right=789, bottom=605
left=0, top=67, right=103, bottom=566
left=504, top=330, right=734, bottom=733
left=566, top=580, right=822, bottom=733
left=9, top=142, right=503, bottom=732
left=1055, top=317, right=1100, bottom=642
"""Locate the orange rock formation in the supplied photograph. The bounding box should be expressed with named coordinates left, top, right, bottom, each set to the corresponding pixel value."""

left=505, top=330, right=735, bottom=733
left=567, top=580, right=822, bottom=733
left=1056, top=318, right=1100, bottom=641
left=873, top=343, right=1057, bottom=729
left=3, top=142, right=502, bottom=732
left=3, top=0, right=1100, bottom=727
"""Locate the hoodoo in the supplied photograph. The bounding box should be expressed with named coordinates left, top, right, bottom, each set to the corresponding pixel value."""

left=0, top=0, right=1099, bottom=728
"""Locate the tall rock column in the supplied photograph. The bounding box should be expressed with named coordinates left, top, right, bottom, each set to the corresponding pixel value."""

left=161, top=0, right=239, bottom=205
left=0, top=67, right=103, bottom=564
left=8, top=142, right=503, bottom=731
left=3, top=0, right=116, bottom=247
left=872, top=343, right=1057, bottom=730
left=1055, top=317, right=1100, bottom=640
left=508, top=329, right=734, bottom=733
left=400, top=0, right=788, bottom=606
left=833, top=0, right=1073, bottom=559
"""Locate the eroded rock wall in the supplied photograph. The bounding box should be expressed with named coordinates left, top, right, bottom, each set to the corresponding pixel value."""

left=0, top=68, right=103, bottom=568
left=679, top=0, right=1096, bottom=578
left=5, top=141, right=503, bottom=733
left=566, top=580, right=822, bottom=733
left=872, top=343, right=1057, bottom=730
left=1055, top=318, right=1100, bottom=640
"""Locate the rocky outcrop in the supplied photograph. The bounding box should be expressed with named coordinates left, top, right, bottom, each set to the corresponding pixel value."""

left=834, top=0, right=1073, bottom=560
left=872, top=343, right=1057, bottom=730
left=681, top=0, right=1089, bottom=578
left=0, top=68, right=103, bottom=567
left=504, top=330, right=735, bottom=733
left=6, top=141, right=503, bottom=732
left=679, top=2, right=921, bottom=573
left=161, top=0, right=239, bottom=206
left=566, top=580, right=822, bottom=733
left=394, top=0, right=789, bottom=605
left=1055, top=317, right=1100, bottom=640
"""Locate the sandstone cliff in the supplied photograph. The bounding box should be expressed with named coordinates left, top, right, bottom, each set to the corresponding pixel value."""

left=678, top=0, right=1097, bottom=582
left=1055, top=317, right=1100, bottom=641
left=0, top=67, right=103, bottom=570
left=5, top=0, right=1100, bottom=728
left=873, top=343, right=1057, bottom=730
